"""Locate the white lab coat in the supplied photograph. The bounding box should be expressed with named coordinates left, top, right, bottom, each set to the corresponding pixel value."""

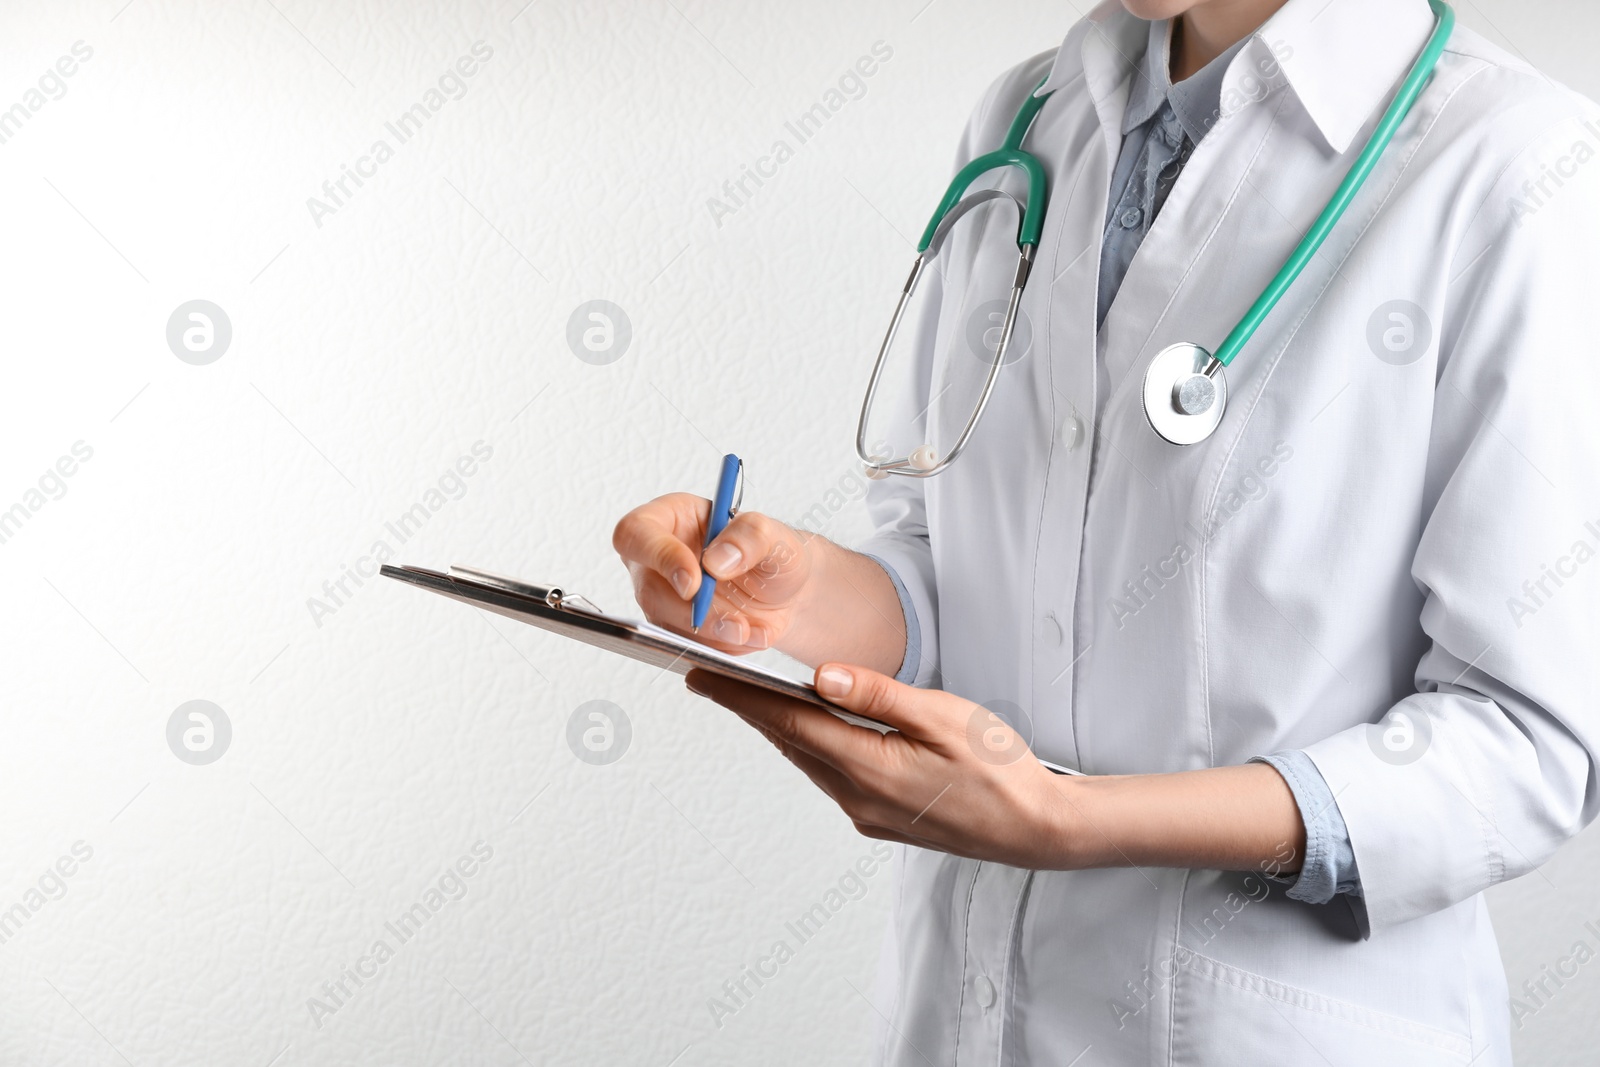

left=857, top=0, right=1600, bottom=1063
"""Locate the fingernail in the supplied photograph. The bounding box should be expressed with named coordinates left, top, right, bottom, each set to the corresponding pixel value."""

left=703, top=542, right=742, bottom=575
left=712, top=618, right=742, bottom=643
left=817, top=666, right=853, bottom=698
left=744, top=628, right=770, bottom=650
left=671, top=568, right=695, bottom=599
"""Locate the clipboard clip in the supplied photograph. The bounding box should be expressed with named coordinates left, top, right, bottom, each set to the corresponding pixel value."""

left=447, top=566, right=604, bottom=614
left=528, top=585, right=601, bottom=617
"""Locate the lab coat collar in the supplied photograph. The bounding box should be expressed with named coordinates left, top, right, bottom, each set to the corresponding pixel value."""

left=1260, top=0, right=1437, bottom=153
left=1035, top=0, right=1438, bottom=155
left=1034, top=3, right=1141, bottom=103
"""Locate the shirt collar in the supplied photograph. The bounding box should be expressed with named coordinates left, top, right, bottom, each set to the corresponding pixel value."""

left=1035, top=0, right=1439, bottom=155
left=1121, top=17, right=1249, bottom=143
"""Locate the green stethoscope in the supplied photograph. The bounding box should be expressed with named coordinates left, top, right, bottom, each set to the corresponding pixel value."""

left=858, top=0, right=1455, bottom=474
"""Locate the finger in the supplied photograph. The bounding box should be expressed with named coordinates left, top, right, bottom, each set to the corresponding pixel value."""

left=613, top=495, right=708, bottom=600
left=685, top=669, right=885, bottom=776
left=732, top=710, right=930, bottom=845
left=725, top=699, right=922, bottom=837
left=634, top=573, right=774, bottom=650
left=701, top=512, right=798, bottom=582
left=629, top=568, right=694, bottom=627
left=739, top=713, right=862, bottom=804
left=812, top=662, right=957, bottom=740
left=731, top=710, right=927, bottom=836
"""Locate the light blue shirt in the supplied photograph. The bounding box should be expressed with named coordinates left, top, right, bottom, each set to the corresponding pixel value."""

left=1098, top=20, right=1243, bottom=325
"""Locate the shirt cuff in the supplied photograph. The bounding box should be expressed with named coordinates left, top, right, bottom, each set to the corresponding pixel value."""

left=860, top=553, right=923, bottom=686
left=1251, top=750, right=1363, bottom=905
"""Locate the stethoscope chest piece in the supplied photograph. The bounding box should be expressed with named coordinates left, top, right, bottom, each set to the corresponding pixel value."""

left=1142, top=342, right=1228, bottom=446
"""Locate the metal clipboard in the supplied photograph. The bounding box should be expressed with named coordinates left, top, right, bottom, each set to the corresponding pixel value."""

left=380, top=563, right=887, bottom=729
left=380, top=563, right=1080, bottom=775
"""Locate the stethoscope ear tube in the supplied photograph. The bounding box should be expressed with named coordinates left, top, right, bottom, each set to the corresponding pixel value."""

left=858, top=244, right=1035, bottom=479
left=855, top=255, right=926, bottom=475
left=860, top=189, right=1038, bottom=478
left=859, top=80, right=1054, bottom=479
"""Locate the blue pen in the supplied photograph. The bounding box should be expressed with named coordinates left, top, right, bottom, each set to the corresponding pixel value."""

left=692, top=453, right=743, bottom=633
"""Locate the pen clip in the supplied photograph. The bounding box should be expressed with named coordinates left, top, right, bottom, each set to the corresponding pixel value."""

left=730, top=458, right=744, bottom=517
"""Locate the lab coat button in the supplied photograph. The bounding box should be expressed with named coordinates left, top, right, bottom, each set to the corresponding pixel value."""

left=974, top=974, right=996, bottom=1009
left=1060, top=413, right=1084, bottom=452
left=1036, top=612, right=1063, bottom=647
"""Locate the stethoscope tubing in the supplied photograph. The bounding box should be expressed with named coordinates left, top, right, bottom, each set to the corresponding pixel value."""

left=1211, top=0, right=1456, bottom=369
left=858, top=0, right=1455, bottom=470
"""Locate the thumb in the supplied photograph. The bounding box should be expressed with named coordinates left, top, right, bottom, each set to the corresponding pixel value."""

left=813, top=662, right=945, bottom=739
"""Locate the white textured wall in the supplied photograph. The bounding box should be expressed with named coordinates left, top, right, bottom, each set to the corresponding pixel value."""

left=0, top=1, right=1595, bottom=1064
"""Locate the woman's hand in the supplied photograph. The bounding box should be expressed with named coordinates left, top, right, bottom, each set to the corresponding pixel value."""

left=685, top=662, right=1309, bottom=875
left=612, top=493, right=817, bottom=653
left=686, top=662, right=1080, bottom=869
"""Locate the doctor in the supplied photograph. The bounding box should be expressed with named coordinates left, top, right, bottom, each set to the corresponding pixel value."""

left=614, top=0, right=1600, bottom=1061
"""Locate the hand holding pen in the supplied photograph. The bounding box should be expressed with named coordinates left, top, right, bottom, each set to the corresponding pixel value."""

left=612, top=455, right=817, bottom=652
